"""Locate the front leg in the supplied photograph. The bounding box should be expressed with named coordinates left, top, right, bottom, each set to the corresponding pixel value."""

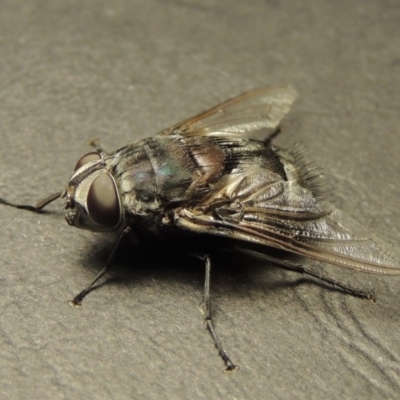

left=69, top=226, right=132, bottom=306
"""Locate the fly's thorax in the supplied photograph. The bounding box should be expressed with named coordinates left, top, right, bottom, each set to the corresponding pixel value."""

left=107, top=140, right=162, bottom=215
left=63, top=152, right=123, bottom=232
left=110, top=137, right=226, bottom=214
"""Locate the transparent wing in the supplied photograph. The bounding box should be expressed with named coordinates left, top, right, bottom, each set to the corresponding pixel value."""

left=158, top=86, right=298, bottom=137
left=174, top=171, right=400, bottom=275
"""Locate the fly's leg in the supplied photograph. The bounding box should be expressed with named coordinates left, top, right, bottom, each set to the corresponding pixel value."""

left=294, top=265, right=376, bottom=301
left=242, top=252, right=375, bottom=301
left=264, top=127, right=282, bottom=143
left=88, top=138, right=105, bottom=153
left=202, top=255, right=239, bottom=372
left=69, top=226, right=131, bottom=306
left=0, top=191, right=62, bottom=212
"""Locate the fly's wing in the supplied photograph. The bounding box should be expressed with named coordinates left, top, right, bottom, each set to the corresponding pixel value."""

left=158, top=86, right=298, bottom=137
left=173, top=170, right=400, bottom=275
left=159, top=85, right=399, bottom=274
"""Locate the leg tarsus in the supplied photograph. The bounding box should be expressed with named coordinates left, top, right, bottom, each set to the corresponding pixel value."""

left=68, top=266, right=109, bottom=307
left=283, top=260, right=375, bottom=301
left=204, top=318, right=239, bottom=373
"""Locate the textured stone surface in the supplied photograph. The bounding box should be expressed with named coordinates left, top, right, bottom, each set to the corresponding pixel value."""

left=0, top=1, right=399, bottom=398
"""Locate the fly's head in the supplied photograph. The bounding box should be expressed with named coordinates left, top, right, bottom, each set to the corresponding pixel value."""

left=62, top=152, right=123, bottom=232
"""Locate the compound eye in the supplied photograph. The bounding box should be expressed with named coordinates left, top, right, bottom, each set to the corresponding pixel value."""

left=87, top=173, right=120, bottom=228
left=74, top=152, right=101, bottom=171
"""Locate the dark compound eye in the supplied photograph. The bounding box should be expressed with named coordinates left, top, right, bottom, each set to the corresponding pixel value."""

left=87, top=173, right=120, bottom=228
left=74, top=152, right=101, bottom=171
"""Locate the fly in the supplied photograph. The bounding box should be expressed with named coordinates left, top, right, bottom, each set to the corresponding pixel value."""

left=1, top=86, right=399, bottom=372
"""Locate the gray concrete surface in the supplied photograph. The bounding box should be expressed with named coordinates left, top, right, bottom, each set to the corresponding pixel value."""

left=0, top=1, right=399, bottom=399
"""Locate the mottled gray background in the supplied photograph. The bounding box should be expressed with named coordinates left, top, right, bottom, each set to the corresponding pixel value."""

left=0, top=1, right=399, bottom=399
